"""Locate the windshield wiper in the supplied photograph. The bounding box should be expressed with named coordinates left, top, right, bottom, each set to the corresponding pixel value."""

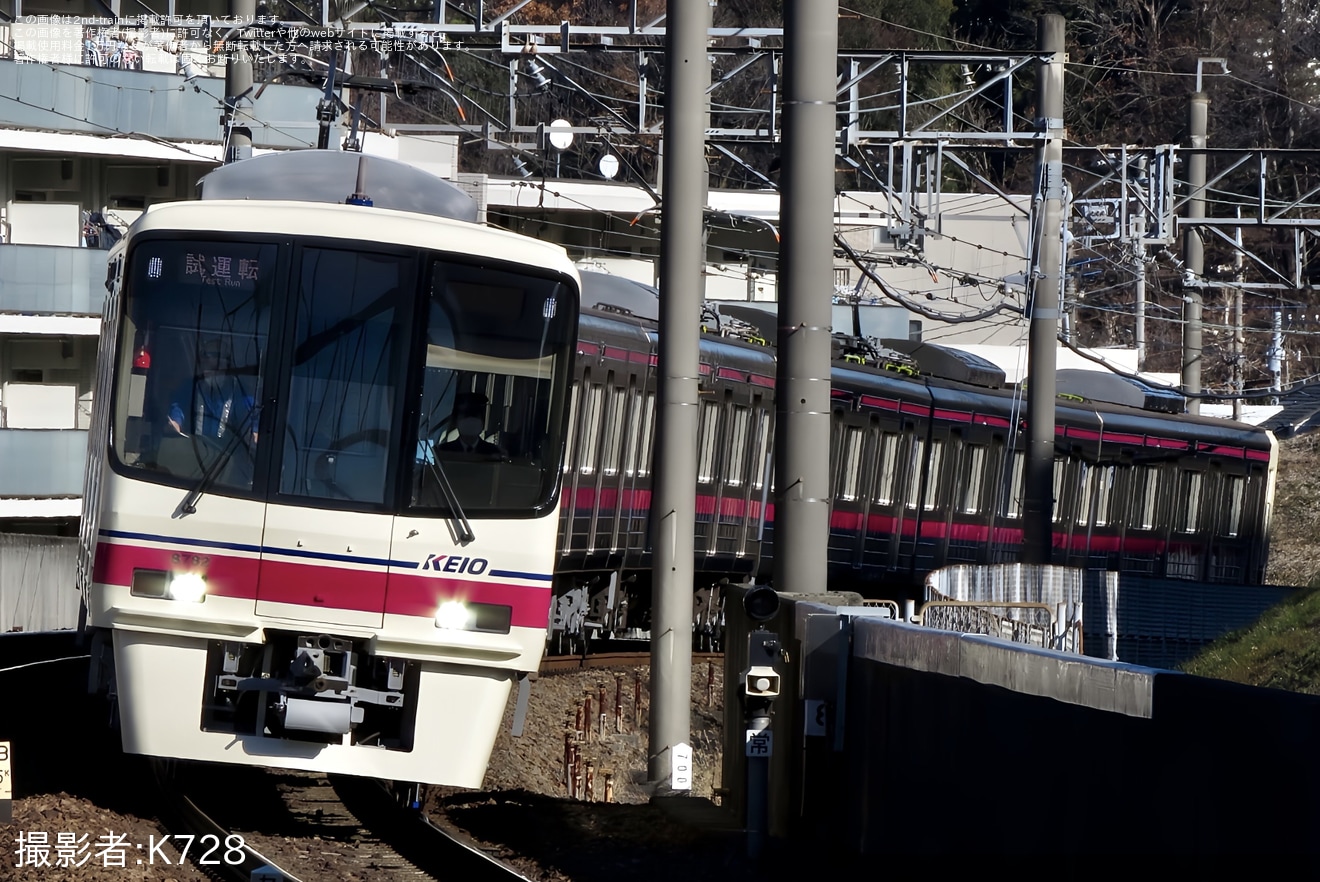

left=172, top=430, right=249, bottom=518
left=425, top=455, right=475, bottom=544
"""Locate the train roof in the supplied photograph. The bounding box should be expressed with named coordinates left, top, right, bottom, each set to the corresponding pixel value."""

left=127, top=199, right=579, bottom=279
left=197, top=150, right=478, bottom=222
left=879, top=338, right=1006, bottom=388
left=1054, top=369, right=1185, bottom=414
left=579, top=271, right=660, bottom=322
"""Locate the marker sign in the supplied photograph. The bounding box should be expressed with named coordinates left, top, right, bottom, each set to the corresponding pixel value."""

left=671, top=742, right=693, bottom=791
left=0, top=740, right=11, bottom=823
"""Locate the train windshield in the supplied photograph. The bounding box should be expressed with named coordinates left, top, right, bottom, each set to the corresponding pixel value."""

left=110, top=240, right=275, bottom=496
left=110, top=236, right=576, bottom=518
left=408, top=261, right=575, bottom=514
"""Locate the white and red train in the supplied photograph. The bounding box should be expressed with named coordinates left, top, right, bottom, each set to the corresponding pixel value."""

left=77, top=149, right=1277, bottom=783
left=549, top=286, right=1278, bottom=648
left=79, top=152, right=580, bottom=786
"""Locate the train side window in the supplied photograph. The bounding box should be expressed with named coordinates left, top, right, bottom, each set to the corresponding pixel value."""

left=1093, top=465, right=1114, bottom=527
left=1076, top=462, right=1091, bottom=525
left=1177, top=470, right=1202, bottom=532
left=638, top=390, right=656, bottom=477
left=697, top=399, right=719, bottom=483
left=622, top=381, right=644, bottom=477
left=601, top=384, right=626, bottom=477
left=962, top=445, right=986, bottom=513
left=727, top=405, right=750, bottom=487
left=751, top=407, right=771, bottom=490
left=579, top=384, right=605, bottom=476
left=1052, top=458, right=1067, bottom=522
left=1004, top=449, right=1025, bottom=518
left=924, top=440, right=943, bottom=510
left=875, top=432, right=899, bottom=505
left=840, top=426, right=864, bottom=501
left=904, top=437, right=925, bottom=509
left=562, top=381, right=580, bottom=474
left=1223, top=474, right=1244, bottom=536
left=1134, top=466, right=1159, bottom=529
left=1075, top=463, right=1113, bottom=527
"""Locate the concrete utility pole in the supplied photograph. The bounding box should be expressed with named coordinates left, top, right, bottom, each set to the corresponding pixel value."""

left=223, top=0, right=256, bottom=164
left=773, top=0, right=837, bottom=595
left=648, top=0, right=710, bottom=791
left=1182, top=91, right=1209, bottom=415
left=1134, top=248, right=1148, bottom=370
left=1022, top=14, right=1066, bottom=565
left=1232, top=221, right=1244, bottom=420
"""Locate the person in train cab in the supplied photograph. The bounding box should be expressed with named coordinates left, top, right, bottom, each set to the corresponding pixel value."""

left=438, top=392, right=502, bottom=457
left=166, top=338, right=258, bottom=444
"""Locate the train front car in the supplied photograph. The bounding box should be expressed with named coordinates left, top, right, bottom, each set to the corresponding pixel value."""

left=81, top=196, right=578, bottom=787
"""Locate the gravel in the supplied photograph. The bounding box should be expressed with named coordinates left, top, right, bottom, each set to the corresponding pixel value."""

left=2, top=662, right=744, bottom=882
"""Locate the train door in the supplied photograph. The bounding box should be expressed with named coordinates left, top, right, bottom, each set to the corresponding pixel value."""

left=832, top=414, right=871, bottom=571
left=254, top=247, right=412, bottom=629
left=892, top=419, right=924, bottom=573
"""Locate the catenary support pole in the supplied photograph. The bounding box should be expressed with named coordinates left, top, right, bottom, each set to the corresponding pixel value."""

left=1022, top=14, right=1066, bottom=565
left=1182, top=92, right=1209, bottom=415
left=648, top=0, right=710, bottom=790
left=223, top=0, right=255, bottom=164
left=1134, top=247, right=1147, bottom=370
left=774, top=0, right=837, bottom=594
left=1233, top=221, right=1244, bottom=420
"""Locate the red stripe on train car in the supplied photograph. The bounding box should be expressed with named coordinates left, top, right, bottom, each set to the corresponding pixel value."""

left=93, top=542, right=550, bottom=628
left=578, top=342, right=601, bottom=357
left=858, top=395, right=900, bottom=411
left=94, top=541, right=261, bottom=599
left=383, top=573, right=551, bottom=629
left=930, top=408, right=974, bottom=423
left=1102, top=432, right=1146, bottom=447
left=973, top=415, right=1012, bottom=427
left=256, top=559, right=386, bottom=613
left=748, top=374, right=775, bottom=388
left=1198, top=444, right=1244, bottom=458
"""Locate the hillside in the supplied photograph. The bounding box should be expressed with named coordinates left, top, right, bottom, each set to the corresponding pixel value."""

left=1183, top=434, right=1320, bottom=687
left=1264, top=433, right=1320, bottom=589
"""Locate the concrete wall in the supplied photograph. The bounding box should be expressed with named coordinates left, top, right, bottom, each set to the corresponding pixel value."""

left=725, top=594, right=1320, bottom=857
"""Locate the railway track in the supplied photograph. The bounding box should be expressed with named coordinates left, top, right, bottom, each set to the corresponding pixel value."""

left=540, top=650, right=722, bottom=673
left=165, top=762, right=534, bottom=881
left=150, top=760, right=303, bottom=881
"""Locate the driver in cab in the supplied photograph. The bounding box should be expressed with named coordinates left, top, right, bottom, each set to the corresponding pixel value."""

left=167, top=338, right=258, bottom=444
left=437, top=392, right=501, bottom=458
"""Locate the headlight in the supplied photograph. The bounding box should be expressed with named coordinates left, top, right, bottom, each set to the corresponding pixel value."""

left=435, top=600, right=472, bottom=630
left=167, top=572, right=208, bottom=603
left=435, top=600, right=512, bottom=634
left=131, top=569, right=207, bottom=603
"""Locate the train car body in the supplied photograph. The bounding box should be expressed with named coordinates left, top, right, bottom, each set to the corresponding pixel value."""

left=79, top=156, right=580, bottom=787
left=551, top=293, right=1277, bottom=649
